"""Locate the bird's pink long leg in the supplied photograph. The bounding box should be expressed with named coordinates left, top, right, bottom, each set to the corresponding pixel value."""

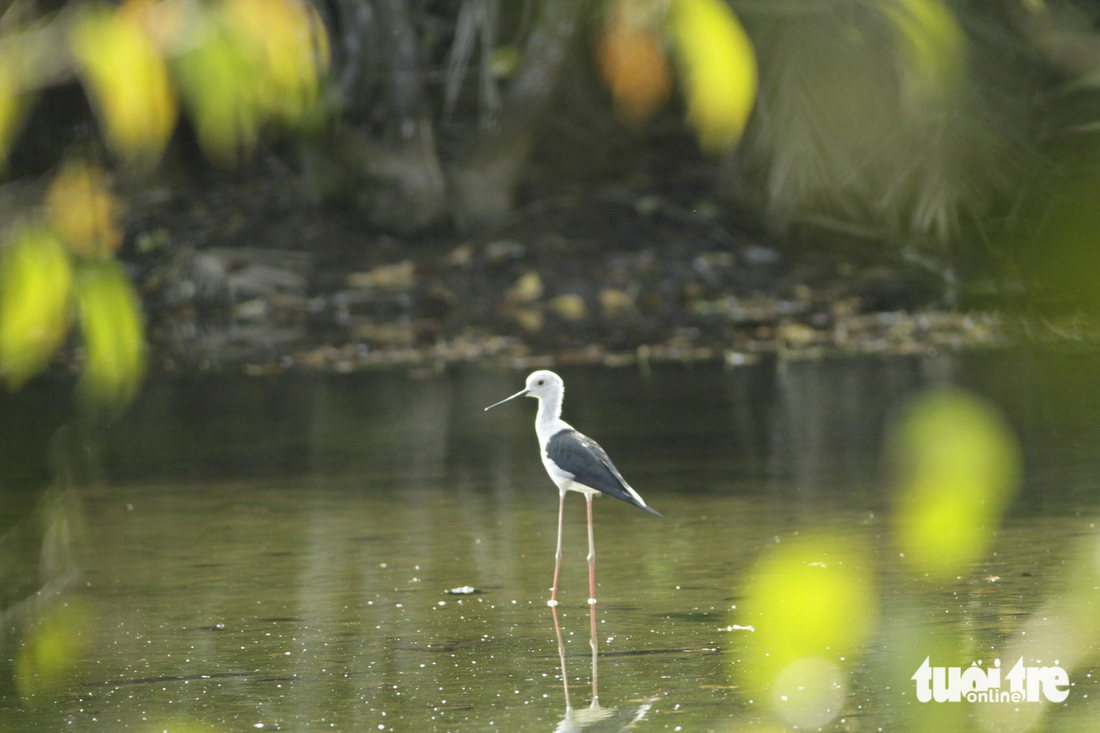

left=549, top=491, right=565, bottom=606
left=586, top=493, right=599, bottom=702
left=586, top=494, right=597, bottom=605
left=551, top=602, right=572, bottom=711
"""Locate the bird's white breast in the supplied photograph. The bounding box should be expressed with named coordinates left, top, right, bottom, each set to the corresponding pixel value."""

left=534, top=405, right=596, bottom=496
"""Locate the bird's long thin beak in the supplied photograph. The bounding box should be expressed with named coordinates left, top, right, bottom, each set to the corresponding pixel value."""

left=484, top=389, right=529, bottom=411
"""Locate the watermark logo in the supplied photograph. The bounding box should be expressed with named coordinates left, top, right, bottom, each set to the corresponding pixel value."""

left=911, top=657, right=1069, bottom=703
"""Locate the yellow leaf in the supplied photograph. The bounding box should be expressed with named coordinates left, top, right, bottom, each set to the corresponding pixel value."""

left=669, top=0, right=757, bottom=154
left=884, top=0, right=967, bottom=104
left=46, top=163, right=124, bottom=258
left=69, top=4, right=178, bottom=164
left=0, top=225, right=73, bottom=389
left=74, top=260, right=146, bottom=412
left=222, top=0, right=329, bottom=125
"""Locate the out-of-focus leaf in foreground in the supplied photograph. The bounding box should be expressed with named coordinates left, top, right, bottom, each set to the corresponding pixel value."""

left=46, top=163, right=124, bottom=259
left=0, top=225, right=73, bottom=390
left=884, top=0, right=967, bottom=104
left=669, top=0, right=757, bottom=153
left=120, top=0, right=188, bottom=50
left=0, top=55, right=28, bottom=168
left=174, top=0, right=329, bottom=166
left=74, top=260, right=146, bottom=412
left=735, top=533, right=877, bottom=729
left=223, top=0, right=330, bottom=125
left=888, top=389, right=1021, bottom=579
left=69, top=3, right=178, bottom=164
left=173, top=13, right=260, bottom=167
left=14, top=599, right=94, bottom=701
left=598, top=2, right=672, bottom=125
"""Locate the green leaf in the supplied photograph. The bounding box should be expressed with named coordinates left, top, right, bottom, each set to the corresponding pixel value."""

left=0, top=225, right=73, bottom=389
left=74, top=260, right=146, bottom=412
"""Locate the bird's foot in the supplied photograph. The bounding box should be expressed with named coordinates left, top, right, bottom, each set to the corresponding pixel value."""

left=547, top=599, right=558, bottom=607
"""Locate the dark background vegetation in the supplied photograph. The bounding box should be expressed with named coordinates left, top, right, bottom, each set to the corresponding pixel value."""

left=6, top=0, right=1100, bottom=376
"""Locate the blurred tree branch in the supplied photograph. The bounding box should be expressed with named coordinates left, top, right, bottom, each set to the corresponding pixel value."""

left=449, top=0, right=584, bottom=231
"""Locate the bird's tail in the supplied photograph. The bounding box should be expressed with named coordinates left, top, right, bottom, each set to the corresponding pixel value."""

left=620, top=487, right=663, bottom=517
left=618, top=482, right=663, bottom=518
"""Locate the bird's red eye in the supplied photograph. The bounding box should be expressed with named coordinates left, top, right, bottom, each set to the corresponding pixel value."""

left=538, top=379, right=545, bottom=386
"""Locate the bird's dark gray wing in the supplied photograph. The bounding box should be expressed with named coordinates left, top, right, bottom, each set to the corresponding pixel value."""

left=545, top=429, right=661, bottom=516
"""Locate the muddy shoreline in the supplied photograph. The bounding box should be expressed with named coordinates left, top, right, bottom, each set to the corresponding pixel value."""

left=109, top=163, right=1019, bottom=377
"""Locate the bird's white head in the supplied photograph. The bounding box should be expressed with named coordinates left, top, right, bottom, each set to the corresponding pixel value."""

left=484, top=370, right=564, bottom=411
left=523, top=370, right=563, bottom=400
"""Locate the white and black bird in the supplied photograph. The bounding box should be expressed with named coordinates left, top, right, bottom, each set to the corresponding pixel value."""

left=485, top=370, right=661, bottom=607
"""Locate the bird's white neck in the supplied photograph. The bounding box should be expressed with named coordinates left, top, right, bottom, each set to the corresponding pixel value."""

left=535, top=391, right=566, bottom=444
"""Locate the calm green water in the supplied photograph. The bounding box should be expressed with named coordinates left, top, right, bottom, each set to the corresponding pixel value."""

left=3, top=353, right=1100, bottom=731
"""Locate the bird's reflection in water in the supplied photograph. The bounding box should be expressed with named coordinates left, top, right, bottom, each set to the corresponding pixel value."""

left=549, top=602, right=659, bottom=732
left=551, top=602, right=614, bottom=732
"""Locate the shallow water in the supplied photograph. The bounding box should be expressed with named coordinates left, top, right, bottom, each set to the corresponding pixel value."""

left=3, top=352, right=1100, bottom=730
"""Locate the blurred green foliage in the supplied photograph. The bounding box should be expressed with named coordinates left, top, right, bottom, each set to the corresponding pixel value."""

left=14, top=598, right=94, bottom=701
left=0, top=162, right=145, bottom=413
left=734, top=532, right=878, bottom=728
left=174, top=0, right=329, bottom=166
left=887, top=389, right=1022, bottom=578
left=0, top=0, right=329, bottom=169
left=173, top=20, right=264, bottom=167
left=74, top=260, right=146, bottom=412
left=0, top=226, right=73, bottom=390
left=725, top=385, right=1094, bottom=731
left=0, top=0, right=1096, bottom=309
left=0, top=0, right=332, bottom=410
left=0, top=0, right=1094, bottom=257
